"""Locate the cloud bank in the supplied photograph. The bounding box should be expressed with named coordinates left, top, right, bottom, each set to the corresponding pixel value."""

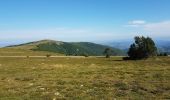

left=127, top=20, right=170, bottom=38
left=128, top=20, right=146, bottom=27
left=1, top=20, right=170, bottom=44
left=0, top=28, right=125, bottom=42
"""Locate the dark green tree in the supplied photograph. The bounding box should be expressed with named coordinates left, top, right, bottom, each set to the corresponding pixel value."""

left=128, top=36, right=157, bottom=59
left=103, top=48, right=112, bottom=58
left=163, top=52, right=168, bottom=56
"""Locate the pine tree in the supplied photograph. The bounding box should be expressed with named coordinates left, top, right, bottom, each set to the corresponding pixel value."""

left=128, top=36, right=157, bottom=60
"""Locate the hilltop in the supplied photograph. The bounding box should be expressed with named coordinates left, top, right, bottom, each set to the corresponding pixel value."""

left=6, top=40, right=125, bottom=56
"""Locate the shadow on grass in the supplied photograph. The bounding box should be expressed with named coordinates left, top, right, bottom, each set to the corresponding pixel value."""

left=111, top=60, right=124, bottom=61
left=105, top=59, right=124, bottom=62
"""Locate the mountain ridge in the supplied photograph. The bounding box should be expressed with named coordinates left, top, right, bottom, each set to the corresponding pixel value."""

left=6, top=39, right=125, bottom=56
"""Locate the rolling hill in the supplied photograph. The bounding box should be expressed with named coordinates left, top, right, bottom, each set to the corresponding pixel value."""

left=6, top=40, right=125, bottom=56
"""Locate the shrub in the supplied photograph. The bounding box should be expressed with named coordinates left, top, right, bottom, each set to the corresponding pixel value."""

left=114, top=82, right=128, bottom=90
left=123, top=57, right=130, bottom=60
left=46, top=54, right=51, bottom=57
left=158, top=52, right=168, bottom=56
left=81, top=53, right=89, bottom=57
left=164, top=53, right=168, bottom=56
left=103, top=48, right=112, bottom=58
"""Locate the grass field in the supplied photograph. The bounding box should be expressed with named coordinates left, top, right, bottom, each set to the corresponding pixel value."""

left=0, top=56, right=170, bottom=100
left=0, top=48, right=63, bottom=56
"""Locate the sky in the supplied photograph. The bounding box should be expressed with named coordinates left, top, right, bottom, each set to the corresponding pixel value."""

left=0, top=0, right=170, bottom=45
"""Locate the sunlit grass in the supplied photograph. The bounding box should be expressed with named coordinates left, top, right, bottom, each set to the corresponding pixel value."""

left=0, top=57, right=169, bottom=99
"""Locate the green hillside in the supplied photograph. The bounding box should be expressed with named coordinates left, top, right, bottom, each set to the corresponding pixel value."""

left=7, top=40, right=125, bottom=56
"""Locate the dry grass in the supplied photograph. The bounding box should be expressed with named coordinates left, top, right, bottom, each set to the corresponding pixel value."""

left=0, top=48, right=62, bottom=56
left=0, top=57, right=170, bottom=99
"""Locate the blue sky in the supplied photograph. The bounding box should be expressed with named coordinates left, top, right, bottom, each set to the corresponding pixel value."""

left=0, top=0, right=170, bottom=45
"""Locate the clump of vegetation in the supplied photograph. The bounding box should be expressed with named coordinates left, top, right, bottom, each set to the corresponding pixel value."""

left=114, top=81, right=129, bottom=90
left=46, top=54, right=51, bottom=57
left=158, top=52, right=168, bottom=56
left=126, top=36, right=157, bottom=60
left=103, top=48, right=113, bottom=58
left=81, top=52, right=89, bottom=57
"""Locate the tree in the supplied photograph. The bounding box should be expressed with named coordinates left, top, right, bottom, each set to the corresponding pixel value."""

left=163, top=52, right=168, bottom=56
left=127, top=36, right=157, bottom=60
left=103, top=48, right=112, bottom=58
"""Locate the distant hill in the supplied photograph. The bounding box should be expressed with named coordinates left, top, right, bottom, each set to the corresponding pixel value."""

left=7, top=40, right=125, bottom=56
left=103, top=40, right=170, bottom=55
left=155, top=40, right=170, bottom=54
left=102, top=41, right=132, bottom=50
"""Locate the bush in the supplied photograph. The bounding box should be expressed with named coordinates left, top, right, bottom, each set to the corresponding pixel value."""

left=158, top=52, right=168, bottom=56
left=103, top=48, right=112, bottom=58
left=159, top=53, right=163, bottom=56
left=123, top=57, right=130, bottom=60
left=81, top=53, right=89, bottom=57
left=46, top=54, right=51, bottom=57
left=114, top=81, right=128, bottom=90
left=164, top=53, right=168, bottom=56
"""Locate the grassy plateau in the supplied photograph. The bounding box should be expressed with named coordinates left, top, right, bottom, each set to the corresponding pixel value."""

left=0, top=55, right=169, bottom=100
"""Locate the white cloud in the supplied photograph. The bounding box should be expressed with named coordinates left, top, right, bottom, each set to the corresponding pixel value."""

left=142, top=21, right=170, bottom=38
left=128, top=20, right=146, bottom=27
left=129, top=20, right=146, bottom=25
left=127, top=20, right=170, bottom=38
left=144, top=21, right=170, bottom=35
left=0, top=27, right=124, bottom=42
left=1, top=20, right=170, bottom=44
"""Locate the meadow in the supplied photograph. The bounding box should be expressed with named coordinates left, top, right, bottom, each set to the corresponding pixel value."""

left=0, top=56, right=170, bottom=100
left=0, top=48, right=62, bottom=56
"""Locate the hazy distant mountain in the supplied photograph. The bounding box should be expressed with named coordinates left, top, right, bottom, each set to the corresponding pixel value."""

left=101, top=40, right=132, bottom=50
left=104, top=40, right=170, bottom=54
left=7, top=40, right=125, bottom=56
left=155, top=40, right=170, bottom=54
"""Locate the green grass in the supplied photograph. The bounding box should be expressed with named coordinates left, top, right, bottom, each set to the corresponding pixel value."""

left=0, top=57, right=170, bottom=99
left=0, top=48, right=63, bottom=56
